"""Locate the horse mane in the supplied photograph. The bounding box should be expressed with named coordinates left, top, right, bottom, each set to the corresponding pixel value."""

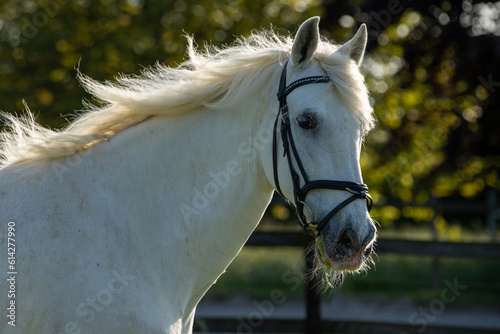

left=0, top=30, right=374, bottom=168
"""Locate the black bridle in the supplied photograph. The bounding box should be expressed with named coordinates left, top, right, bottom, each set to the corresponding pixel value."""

left=272, top=61, right=373, bottom=237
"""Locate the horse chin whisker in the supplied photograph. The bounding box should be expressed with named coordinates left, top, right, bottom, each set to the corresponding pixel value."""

left=304, top=241, right=376, bottom=294
left=304, top=242, right=343, bottom=294
left=371, top=218, right=382, bottom=228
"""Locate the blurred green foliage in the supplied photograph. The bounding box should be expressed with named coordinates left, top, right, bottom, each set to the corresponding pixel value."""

left=0, top=0, right=321, bottom=126
left=1, top=0, right=499, bottom=235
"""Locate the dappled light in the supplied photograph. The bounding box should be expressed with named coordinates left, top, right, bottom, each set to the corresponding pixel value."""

left=460, top=0, right=500, bottom=36
left=0, top=2, right=499, bottom=333
left=2, top=0, right=496, bottom=239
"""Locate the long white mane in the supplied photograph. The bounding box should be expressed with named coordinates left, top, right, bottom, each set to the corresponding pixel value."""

left=0, top=30, right=373, bottom=168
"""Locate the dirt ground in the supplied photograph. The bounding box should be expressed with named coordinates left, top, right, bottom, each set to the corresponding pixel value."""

left=196, top=294, right=500, bottom=332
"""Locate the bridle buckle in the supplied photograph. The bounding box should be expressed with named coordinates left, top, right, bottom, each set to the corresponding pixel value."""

left=346, top=187, right=366, bottom=198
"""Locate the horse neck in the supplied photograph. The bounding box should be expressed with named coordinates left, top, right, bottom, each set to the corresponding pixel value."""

left=115, top=88, right=276, bottom=315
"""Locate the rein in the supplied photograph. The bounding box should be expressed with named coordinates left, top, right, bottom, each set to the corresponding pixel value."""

left=272, top=61, right=373, bottom=237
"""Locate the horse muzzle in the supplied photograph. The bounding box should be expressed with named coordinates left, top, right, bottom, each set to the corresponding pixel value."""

left=316, top=223, right=376, bottom=271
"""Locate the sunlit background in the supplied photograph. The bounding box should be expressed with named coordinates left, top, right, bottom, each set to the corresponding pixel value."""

left=1, top=0, right=499, bottom=331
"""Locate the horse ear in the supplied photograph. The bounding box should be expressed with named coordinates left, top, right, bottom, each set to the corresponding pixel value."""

left=291, top=17, right=320, bottom=68
left=336, top=24, right=367, bottom=66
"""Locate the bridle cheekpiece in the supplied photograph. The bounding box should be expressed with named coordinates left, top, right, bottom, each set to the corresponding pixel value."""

left=272, top=61, right=373, bottom=237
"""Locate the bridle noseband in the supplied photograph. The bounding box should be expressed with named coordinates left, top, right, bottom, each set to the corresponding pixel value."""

left=272, top=61, right=373, bottom=237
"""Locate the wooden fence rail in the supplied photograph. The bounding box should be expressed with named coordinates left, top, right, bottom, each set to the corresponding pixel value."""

left=241, top=232, right=500, bottom=334
left=195, top=234, right=500, bottom=334
left=246, top=232, right=500, bottom=258
left=196, top=191, right=500, bottom=333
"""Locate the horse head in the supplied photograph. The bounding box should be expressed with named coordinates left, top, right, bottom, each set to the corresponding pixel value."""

left=262, top=17, right=376, bottom=282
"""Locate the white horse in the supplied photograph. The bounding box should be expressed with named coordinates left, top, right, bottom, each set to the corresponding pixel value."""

left=0, top=17, right=375, bottom=333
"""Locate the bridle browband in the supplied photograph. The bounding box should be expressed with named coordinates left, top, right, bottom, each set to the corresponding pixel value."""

left=272, top=61, right=373, bottom=237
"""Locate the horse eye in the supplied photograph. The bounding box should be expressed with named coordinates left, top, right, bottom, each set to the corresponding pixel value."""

left=296, top=113, right=317, bottom=130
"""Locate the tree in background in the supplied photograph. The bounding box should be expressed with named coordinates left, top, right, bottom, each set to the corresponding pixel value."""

left=0, top=0, right=321, bottom=124
left=320, top=0, right=500, bottom=237
left=1, top=0, right=498, bottom=238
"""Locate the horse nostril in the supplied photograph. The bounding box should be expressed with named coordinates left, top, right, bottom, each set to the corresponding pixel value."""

left=335, top=228, right=359, bottom=257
